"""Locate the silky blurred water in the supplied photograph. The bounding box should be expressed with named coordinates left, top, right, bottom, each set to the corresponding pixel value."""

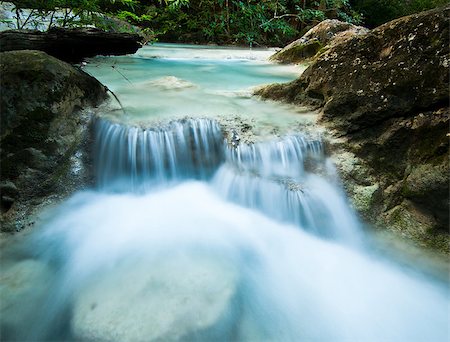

left=1, top=44, right=448, bottom=342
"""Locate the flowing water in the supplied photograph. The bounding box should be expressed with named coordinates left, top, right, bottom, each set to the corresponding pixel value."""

left=1, top=44, right=448, bottom=342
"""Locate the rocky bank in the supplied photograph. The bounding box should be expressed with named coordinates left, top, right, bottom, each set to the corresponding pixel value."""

left=257, top=6, right=449, bottom=253
left=0, top=50, right=107, bottom=232
left=270, top=19, right=369, bottom=64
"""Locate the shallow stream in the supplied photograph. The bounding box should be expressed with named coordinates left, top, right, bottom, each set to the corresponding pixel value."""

left=1, top=44, right=448, bottom=341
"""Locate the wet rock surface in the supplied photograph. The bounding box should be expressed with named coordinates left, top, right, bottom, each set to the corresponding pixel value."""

left=270, top=19, right=368, bottom=64
left=0, top=27, right=143, bottom=63
left=0, top=50, right=107, bottom=232
left=258, top=6, right=450, bottom=253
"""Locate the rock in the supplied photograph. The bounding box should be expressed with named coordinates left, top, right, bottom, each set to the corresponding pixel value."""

left=403, top=163, right=448, bottom=217
left=351, top=184, right=380, bottom=216
left=258, top=6, right=450, bottom=253
left=270, top=19, right=368, bottom=64
left=0, top=181, right=18, bottom=212
left=383, top=200, right=449, bottom=253
left=143, top=76, right=197, bottom=90
left=261, top=7, right=449, bottom=132
left=0, top=27, right=143, bottom=63
left=0, top=50, right=107, bottom=231
left=72, top=255, right=238, bottom=342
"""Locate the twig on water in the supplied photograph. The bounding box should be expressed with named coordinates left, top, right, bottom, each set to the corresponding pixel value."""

left=111, top=65, right=134, bottom=87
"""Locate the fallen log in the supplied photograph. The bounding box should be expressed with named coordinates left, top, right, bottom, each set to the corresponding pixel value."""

left=0, top=27, right=143, bottom=63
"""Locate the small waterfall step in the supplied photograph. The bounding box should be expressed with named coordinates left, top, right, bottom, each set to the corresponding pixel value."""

left=215, top=134, right=361, bottom=244
left=225, top=134, right=323, bottom=179
left=94, top=118, right=224, bottom=191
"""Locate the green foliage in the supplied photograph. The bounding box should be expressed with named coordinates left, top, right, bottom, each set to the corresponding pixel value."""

left=351, top=0, right=449, bottom=27
left=142, top=0, right=361, bottom=46
left=15, top=0, right=361, bottom=45
left=164, top=0, right=190, bottom=8
left=12, top=0, right=448, bottom=45
left=10, top=0, right=141, bottom=30
left=12, top=0, right=395, bottom=46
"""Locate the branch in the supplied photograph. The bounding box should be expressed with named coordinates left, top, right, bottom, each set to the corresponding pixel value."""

left=14, top=7, right=20, bottom=29
left=62, top=8, right=73, bottom=27
left=111, top=65, right=134, bottom=87
left=259, top=13, right=304, bottom=27
left=48, top=10, right=55, bottom=30
left=20, top=9, right=37, bottom=29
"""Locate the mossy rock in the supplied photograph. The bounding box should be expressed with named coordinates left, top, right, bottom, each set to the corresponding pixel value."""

left=350, top=183, right=380, bottom=217
left=383, top=201, right=449, bottom=255
left=270, top=40, right=323, bottom=64
left=0, top=50, right=107, bottom=231
left=270, top=19, right=368, bottom=64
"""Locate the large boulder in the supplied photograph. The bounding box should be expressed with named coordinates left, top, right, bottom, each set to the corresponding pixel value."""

left=260, top=7, right=449, bottom=132
left=270, top=19, right=368, bottom=64
left=0, top=50, right=107, bottom=231
left=0, top=27, right=143, bottom=63
left=257, top=6, right=449, bottom=253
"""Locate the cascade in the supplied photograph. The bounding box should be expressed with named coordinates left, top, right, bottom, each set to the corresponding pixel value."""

left=215, top=134, right=361, bottom=243
left=2, top=44, right=448, bottom=342
left=93, top=117, right=360, bottom=242
left=94, top=118, right=224, bottom=190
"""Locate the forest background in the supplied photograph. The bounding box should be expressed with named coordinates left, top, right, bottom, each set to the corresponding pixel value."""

left=8, top=0, right=450, bottom=46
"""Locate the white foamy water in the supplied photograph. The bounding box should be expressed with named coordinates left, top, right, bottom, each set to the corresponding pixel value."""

left=4, top=182, right=448, bottom=341
left=135, top=43, right=280, bottom=61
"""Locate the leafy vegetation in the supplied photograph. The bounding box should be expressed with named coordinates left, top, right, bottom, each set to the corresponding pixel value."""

left=8, top=0, right=449, bottom=45
left=8, top=0, right=360, bottom=46
left=131, top=0, right=362, bottom=46
left=350, top=0, right=450, bottom=28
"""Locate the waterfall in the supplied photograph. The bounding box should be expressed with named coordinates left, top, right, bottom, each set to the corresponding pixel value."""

left=224, top=134, right=323, bottom=179
left=93, top=117, right=360, bottom=242
left=213, top=167, right=362, bottom=243
left=3, top=44, right=448, bottom=342
left=3, top=117, right=448, bottom=342
left=94, top=118, right=224, bottom=191
left=215, top=134, right=362, bottom=244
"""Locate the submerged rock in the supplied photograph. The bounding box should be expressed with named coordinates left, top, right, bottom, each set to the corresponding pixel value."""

left=142, top=76, right=197, bottom=90
left=0, top=27, right=143, bottom=63
left=257, top=6, right=450, bottom=253
left=72, top=255, right=238, bottom=342
left=270, top=19, right=368, bottom=64
left=0, top=259, right=54, bottom=340
left=0, top=50, right=107, bottom=231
